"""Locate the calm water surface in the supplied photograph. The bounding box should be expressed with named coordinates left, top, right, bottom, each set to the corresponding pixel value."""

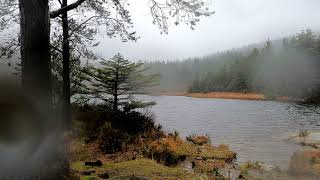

left=138, top=95, right=320, bottom=169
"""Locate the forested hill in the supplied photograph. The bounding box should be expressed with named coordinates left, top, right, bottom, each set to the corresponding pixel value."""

left=143, top=38, right=286, bottom=93
left=144, top=29, right=320, bottom=101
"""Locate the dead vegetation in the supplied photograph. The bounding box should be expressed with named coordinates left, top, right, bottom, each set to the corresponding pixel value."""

left=69, top=133, right=237, bottom=179
left=69, top=105, right=237, bottom=179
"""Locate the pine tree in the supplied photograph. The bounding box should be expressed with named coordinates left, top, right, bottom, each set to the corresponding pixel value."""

left=84, top=53, right=159, bottom=111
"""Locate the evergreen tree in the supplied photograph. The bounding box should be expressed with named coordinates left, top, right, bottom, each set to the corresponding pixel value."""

left=84, top=53, right=159, bottom=111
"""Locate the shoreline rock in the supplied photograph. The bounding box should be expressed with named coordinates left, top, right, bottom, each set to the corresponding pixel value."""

left=288, top=130, right=320, bottom=149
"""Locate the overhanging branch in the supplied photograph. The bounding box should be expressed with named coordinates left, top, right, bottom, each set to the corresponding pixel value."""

left=50, top=0, right=87, bottom=18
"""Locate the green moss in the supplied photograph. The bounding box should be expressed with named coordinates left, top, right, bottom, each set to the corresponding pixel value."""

left=81, top=176, right=98, bottom=180
left=72, top=158, right=202, bottom=179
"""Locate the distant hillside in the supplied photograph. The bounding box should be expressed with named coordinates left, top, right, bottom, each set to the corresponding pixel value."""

left=144, top=37, right=290, bottom=93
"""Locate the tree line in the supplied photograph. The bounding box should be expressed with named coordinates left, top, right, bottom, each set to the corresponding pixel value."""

left=145, top=29, right=320, bottom=101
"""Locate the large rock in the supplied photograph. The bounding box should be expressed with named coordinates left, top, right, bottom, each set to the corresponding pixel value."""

left=98, top=171, right=110, bottom=179
left=84, top=160, right=103, bottom=167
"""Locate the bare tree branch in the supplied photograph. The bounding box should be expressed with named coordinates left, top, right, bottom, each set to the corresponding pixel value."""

left=50, top=0, right=86, bottom=18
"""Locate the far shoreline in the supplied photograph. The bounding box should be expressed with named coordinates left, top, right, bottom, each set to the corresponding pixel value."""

left=148, top=92, right=306, bottom=102
left=149, top=92, right=266, bottom=100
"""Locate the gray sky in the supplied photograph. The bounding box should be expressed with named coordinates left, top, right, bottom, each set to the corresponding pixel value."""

left=94, top=0, right=320, bottom=61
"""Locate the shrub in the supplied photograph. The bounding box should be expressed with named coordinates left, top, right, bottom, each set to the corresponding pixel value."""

left=72, top=104, right=164, bottom=154
left=72, top=104, right=113, bottom=142
left=186, top=134, right=211, bottom=146
left=193, top=159, right=226, bottom=173
left=68, top=140, right=101, bottom=162
left=144, top=136, right=197, bottom=166
left=110, top=111, right=162, bottom=136
left=217, top=144, right=229, bottom=150
left=97, top=122, right=129, bottom=154
left=198, top=144, right=236, bottom=163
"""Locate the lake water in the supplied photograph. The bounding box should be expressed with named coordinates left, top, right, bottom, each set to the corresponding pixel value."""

left=138, top=95, right=320, bottom=169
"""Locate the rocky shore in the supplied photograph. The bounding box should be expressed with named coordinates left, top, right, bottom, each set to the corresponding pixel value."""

left=68, top=130, right=320, bottom=179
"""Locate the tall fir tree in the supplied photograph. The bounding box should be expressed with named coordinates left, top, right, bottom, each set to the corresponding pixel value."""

left=84, top=53, right=159, bottom=111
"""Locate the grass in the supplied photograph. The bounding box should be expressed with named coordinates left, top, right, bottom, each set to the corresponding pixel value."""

left=71, top=158, right=203, bottom=180
left=69, top=133, right=236, bottom=179
left=146, top=135, right=235, bottom=159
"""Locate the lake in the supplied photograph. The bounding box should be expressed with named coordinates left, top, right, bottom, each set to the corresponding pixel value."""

left=138, top=95, right=320, bottom=169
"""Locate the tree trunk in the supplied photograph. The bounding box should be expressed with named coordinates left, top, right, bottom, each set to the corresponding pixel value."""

left=113, top=93, right=118, bottom=111
left=113, top=69, right=119, bottom=111
left=17, top=0, right=68, bottom=178
left=19, top=0, right=51, bottom=111
left=62, top=0, right=71, bottom=128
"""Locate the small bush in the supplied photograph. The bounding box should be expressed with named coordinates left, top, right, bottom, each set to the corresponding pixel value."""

left=144, top=136, right=196, bottom=166
left=97, top=122, right=129, bottom=154
left=198, top=144, right=236, bottom=163
left=72, top=104, right=164, bottom=154
left=68, top=141, right=100, bottom=162
left=186, top=134, right=210, bottom=145
left=217, top=144, right=229, bottom=150
left=72, top=104, right=113, bottom=142
left=193, top=159, right=226, bottom=173
left=111, top=111, right=162, bottom=136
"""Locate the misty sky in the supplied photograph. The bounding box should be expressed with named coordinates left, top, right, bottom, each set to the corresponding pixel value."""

left=94, top=0, right=320, bottom=61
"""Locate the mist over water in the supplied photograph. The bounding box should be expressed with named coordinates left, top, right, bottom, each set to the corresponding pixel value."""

left=252, top=46, right=320, bottom=97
